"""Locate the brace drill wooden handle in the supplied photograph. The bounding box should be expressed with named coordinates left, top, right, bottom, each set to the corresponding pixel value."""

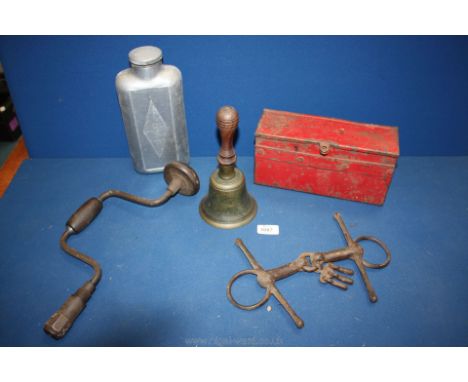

left=216, top=105, right=238, bottom=167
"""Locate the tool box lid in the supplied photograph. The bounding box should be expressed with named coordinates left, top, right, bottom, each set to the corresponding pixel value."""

left=255, top=109, right=400, bottom=157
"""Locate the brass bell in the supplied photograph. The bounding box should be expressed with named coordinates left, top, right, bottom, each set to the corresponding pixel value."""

left=199, top=106, right=257, bottom=229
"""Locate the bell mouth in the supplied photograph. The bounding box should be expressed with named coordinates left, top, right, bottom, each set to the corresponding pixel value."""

left=199, top=195, right=257, bottom=230
left=199, top=168, right=257, bottom=229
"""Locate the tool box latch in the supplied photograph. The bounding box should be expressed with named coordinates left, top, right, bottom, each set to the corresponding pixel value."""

left=319, top=141, right=331, bottom=156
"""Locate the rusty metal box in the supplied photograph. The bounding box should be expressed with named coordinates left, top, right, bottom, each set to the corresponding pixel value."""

left=254, top=109, right=399, bottom=205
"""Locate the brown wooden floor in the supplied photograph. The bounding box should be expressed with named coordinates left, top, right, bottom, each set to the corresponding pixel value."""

left=0, top=136, right=29, bottom=197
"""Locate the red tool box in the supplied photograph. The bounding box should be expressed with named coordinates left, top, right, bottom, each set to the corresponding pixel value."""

left=254, top=109, right=399, bottom=205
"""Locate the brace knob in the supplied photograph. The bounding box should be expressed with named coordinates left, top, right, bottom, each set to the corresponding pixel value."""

left=216, top=106, right=238, bottom=166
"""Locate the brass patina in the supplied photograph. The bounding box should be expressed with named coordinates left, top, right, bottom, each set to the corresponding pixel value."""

left=199, top=106, right=257, bottom=229
left=227, top=213, right=391, bottom=328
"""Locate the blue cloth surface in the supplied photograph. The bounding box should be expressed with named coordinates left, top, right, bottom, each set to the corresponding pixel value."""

left=0, top=157, right=467, bottom=346
left=1, top=36, right=468, bottom=157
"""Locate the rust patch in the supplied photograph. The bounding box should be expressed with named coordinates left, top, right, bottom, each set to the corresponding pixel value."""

left=336, top=162, right=349, bottom=171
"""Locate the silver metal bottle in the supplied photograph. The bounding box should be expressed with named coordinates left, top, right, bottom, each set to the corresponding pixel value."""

left=116, top=46, right=190, bottom=173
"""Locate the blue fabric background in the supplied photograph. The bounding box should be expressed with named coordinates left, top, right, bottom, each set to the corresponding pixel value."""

left=0, top=36, right=467, bottom=158
left=0, top=36, right=467, bottom=346
left=1, top=157, right=467, bottom=346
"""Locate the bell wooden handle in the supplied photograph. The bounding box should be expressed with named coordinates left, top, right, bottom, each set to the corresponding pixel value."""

left=216, top=105, right=238, bottom=166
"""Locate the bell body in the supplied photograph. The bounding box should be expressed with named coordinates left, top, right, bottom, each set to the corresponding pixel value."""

left=116, top=46, right=189, bottom=173
left=200, top=167, right=257, bottom=229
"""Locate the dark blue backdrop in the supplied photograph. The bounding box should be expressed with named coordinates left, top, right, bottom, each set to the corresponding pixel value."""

left=0, top=36, right=467, bottom=158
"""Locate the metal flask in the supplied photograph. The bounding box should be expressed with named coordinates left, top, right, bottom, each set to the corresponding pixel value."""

left=116, top=46, right=190, bottom=173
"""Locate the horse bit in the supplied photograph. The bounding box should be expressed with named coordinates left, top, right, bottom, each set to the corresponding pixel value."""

left=227, top=212, right=391, bottom=328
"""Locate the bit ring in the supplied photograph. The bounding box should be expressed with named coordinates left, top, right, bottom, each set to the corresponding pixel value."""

left=355, top=235, right=391, bottom=269
left=226, top=269, right=272, bottom=310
